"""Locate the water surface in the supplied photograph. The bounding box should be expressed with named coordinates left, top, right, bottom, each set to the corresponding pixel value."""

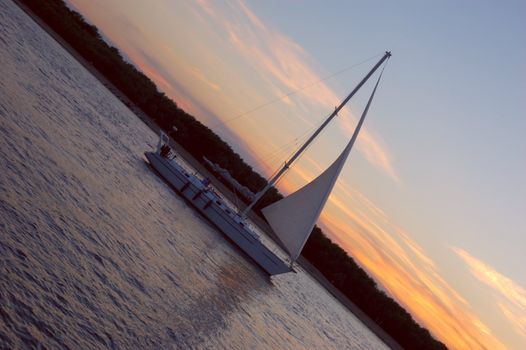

left=0, top=1, right=388, bottom=349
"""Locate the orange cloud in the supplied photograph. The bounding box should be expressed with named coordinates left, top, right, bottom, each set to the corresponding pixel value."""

left=454, top=247, right=526, bottom=338
left=187, top=66, right=221, bottom=91
left=194, top=0, right=398, bottom=182
left=315, top=188, right=508, bottom=349
left=499, top=302, right=526, bottom=337
left=267, top=157, right=508, bottom=348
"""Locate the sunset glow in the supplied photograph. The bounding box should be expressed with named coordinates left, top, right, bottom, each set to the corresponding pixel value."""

left=319, top=189, right=508, bottom=349
left=66, top=0, right=526, bottom=348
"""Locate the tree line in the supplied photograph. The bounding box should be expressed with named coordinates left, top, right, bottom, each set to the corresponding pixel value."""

left=19, top=0, right=447, bottom=348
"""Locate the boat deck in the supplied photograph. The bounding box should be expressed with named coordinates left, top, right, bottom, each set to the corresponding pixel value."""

left=145, top=151, right=292, bottom=276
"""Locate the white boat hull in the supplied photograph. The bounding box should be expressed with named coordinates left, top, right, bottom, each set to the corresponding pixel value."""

left=145, top=151, right=291, bottom=276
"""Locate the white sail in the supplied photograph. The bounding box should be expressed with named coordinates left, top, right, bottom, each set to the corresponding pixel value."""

left=262, top=72, right=383, bottom=262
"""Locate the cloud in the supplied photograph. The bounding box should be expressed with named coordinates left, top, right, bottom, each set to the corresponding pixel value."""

left=314, top=187, right=508, bottom=349
left=194, top=0, right=398, bottom=182
left=499, top=302, right=526, bottom=337
left=454, top=247, right=526, bottom=338
left=187, top=66, right=221, bottom=91
left=269, top=160, right=508, bottom=348
left=245, top=120, right=509, bottom=348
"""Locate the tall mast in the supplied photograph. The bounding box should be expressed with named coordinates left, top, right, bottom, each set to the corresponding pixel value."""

left=241, top=51, right=391, bottom=216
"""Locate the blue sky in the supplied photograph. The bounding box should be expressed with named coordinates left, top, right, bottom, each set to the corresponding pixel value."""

left=66, top=1, right=526, bottom=348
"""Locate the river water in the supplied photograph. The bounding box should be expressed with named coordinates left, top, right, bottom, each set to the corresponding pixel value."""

left=0, top=1, right=388, bottom=349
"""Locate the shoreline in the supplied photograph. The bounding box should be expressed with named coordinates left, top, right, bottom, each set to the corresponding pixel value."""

left=13, top=1, right=402, bottom=348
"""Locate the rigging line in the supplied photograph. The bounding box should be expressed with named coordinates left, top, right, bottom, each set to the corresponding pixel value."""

left=253, top=134, right=306, bottom=185
left=261, top=128, right=316, bottom=182
left=249, top=118, right=321, bottom=175
left=271, top=62, right=391, bottom=188
left=211, top=52, right=383, bottom=129
left=259, top=123, right=320, bottom=164
left=267, top=113, right=334, bottom=187
left=254, top=118, right=323, bottom=183
left=263, top=143, right=301, bottom=167
left=271, top=128, right=325, bottom=188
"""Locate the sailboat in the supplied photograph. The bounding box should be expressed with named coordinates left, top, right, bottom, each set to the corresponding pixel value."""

left=145, top=51, right=391, bottom=275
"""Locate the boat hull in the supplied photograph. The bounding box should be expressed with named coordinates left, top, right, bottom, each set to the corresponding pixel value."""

left=145, top=151, right=291, bottom=276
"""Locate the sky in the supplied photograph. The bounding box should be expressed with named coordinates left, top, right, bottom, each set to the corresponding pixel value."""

left=65, top=1, right=526, bottom=348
